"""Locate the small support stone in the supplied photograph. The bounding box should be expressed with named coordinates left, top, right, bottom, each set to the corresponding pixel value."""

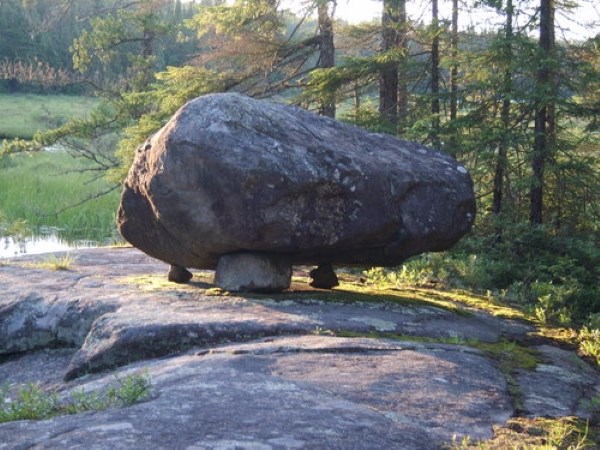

left=309, top=263, right=339, bottom=289
left=168, top=265, right=193, bottom=283
left=214, top=253, right=292, bottom=292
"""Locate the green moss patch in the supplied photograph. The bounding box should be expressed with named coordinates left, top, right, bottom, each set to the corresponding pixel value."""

left=244, top=280, right=471, bottom=317
left=116, top=274, right=199, bottom=292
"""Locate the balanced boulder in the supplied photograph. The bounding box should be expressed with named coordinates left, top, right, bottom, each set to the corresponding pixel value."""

left=117, top=93, right=475, bottom=290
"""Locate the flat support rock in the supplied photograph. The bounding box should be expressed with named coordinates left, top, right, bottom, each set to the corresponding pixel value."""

left=214, top=253, right=292, bottom=292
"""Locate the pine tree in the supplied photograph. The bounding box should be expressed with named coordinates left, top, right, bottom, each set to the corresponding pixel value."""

left=379, top=0, right=400, bottom=127
left=317, top=0, right=336, bottom=117
left=430, top=0, right=440, bottom=148
left=530, top=0, right=555, bottom=225
left=492, top=0, right=514, bottom=222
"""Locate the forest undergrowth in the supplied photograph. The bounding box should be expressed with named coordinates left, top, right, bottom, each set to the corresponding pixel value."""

left=363, top=224, right=600, bottom=367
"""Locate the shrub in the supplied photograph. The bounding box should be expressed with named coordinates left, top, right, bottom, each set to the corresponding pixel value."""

left=364, top=224, right=600, bottom=327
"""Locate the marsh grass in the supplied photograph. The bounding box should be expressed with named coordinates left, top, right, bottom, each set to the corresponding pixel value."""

left=0, top=94, right=98, bottom=139
left=0, top=150, right=119, bottom=242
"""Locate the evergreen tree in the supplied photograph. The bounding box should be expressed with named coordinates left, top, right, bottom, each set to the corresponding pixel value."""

left=429, top=0, right=440, bottom=148
left=529, top=0, right=555, bottom=225
left=316, top=0, right=336, bottom=117
left=70, top=0, right=176, bottom=93
left=0, top=0, right=34, bottom=61
left=492, top=0, right=515, bottom=228
left=379, top=0, right=400, bottom=126
left=449, top=0, right=459, bottom=125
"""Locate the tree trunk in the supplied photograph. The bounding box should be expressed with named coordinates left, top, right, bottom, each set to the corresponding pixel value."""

left=142, top=29, right=155, bottom=59
left=354, top=81, right=361, bottom=115
left=430, top=0, right=440, bottom=148
left=379, top=0, right=399, bottom=127
left=397, top=0, right=408, bottom=135
left=529, top=0, right=555, bottom=225
left=492, top=0, right=513, bottom=220
left=317, top=1, right=336, bottom=118
left=449, top=0, right=458, bottom=123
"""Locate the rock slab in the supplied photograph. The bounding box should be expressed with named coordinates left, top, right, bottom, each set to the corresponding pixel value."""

left=0, top=338, right=513, bottom=450
left=118, top=93, right=476, bottom=271
left=1, top=248, right=598, bottom=449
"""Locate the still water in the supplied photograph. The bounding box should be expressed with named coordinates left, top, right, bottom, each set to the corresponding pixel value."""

left=0, top=234, right=97, bottom=259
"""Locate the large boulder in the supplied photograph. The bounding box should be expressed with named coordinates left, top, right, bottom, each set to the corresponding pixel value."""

left=118, top=93, right=475, bottom=287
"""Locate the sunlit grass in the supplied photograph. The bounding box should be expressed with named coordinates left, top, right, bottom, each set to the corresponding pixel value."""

left=23, top=254, right=76, bottom=271
left=117, top=274, right=195, bottom=292
left=450, top=416, right=597, bottom=449
left=536, top=326, right=600, bottom=367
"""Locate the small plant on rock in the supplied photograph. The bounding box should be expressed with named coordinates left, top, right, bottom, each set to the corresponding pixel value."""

left=449, top=417, right=596, bottom=449
left=0, top=383, right=57, bottom=422
left=0, top=372, right=152, bottom=423
left=24, top=254, right=75, bottom=271
left=578, top=326, right=600, bottom=366
left=107, top=371, right=152, bottom=407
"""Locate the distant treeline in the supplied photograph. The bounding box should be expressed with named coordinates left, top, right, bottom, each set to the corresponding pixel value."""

left=0, top=0, right=199, bottom=94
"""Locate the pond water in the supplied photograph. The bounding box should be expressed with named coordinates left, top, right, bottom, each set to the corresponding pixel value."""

left=0, top=234, right=97, bottom=259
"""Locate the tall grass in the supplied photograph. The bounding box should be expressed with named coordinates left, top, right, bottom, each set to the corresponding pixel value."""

left=0, top=94, right=98, bottom=139
left=0, top=150, right=120, bottom=242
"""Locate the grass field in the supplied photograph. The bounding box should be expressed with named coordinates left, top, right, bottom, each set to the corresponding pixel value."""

left=0, top=94, right=98, bottom=139
left=0, top=150, right=120, bottom=242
